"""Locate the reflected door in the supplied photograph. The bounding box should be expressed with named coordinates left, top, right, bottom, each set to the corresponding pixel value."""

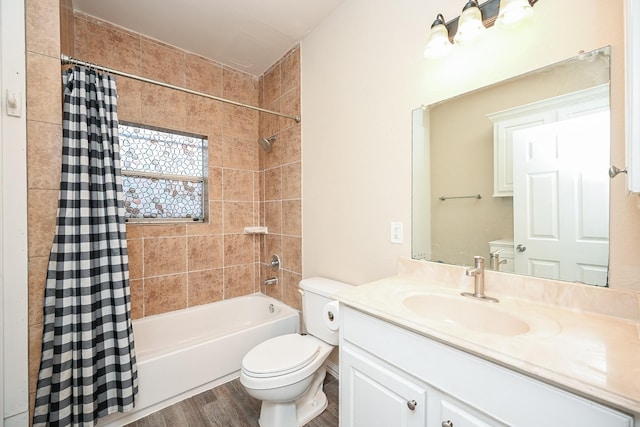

left=512, top=112, right=610, bottom=286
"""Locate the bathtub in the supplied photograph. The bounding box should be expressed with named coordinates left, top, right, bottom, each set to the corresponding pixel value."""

left=101, top=293, right=299, bottom=426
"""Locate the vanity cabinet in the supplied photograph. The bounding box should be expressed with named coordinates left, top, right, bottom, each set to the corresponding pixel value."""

left=339, top=305, right=633, bottom=427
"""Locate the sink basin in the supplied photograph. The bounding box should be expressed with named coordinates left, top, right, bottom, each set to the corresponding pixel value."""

left=403, top=294, right=531, bottom=336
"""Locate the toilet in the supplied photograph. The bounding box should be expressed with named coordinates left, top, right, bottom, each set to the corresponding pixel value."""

left=240, top=277, right=351, bottom=427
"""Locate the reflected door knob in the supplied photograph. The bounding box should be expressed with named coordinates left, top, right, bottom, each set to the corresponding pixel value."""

left=442, top=421, right=454, bottom=427
left=516, top=244, right=526, bottom=253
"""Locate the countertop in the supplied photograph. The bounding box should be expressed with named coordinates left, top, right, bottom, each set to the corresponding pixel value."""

left=335, top=260, right=640, bottom=414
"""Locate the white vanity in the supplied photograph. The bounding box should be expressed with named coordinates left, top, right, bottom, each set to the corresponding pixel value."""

left=336, top=258, right=640, bottom=427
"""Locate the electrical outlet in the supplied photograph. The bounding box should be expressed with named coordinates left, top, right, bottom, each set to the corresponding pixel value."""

left=390, top=222, right=403, bottom=244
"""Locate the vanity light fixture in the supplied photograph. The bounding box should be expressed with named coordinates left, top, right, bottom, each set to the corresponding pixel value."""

left=496, top=0, right=534, bottom=26
left=453, top=0, right=486, bottom=44
left=423, top=13, right=453, bottom=58
left=424, top=0, right=539, bottom=58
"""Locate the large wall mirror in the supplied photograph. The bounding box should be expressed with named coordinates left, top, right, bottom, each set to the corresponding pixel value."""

left=412, top=46, right=611, bottom=287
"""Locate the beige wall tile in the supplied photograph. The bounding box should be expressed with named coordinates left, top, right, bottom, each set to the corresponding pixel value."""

left=140, top=84, right=188, bottom=131
left=283, top=270, right=302, bottom=311
left=28, top=256, right=48, bottom=326
left=224, top=201, right=254, bottom=234
left=222, top=104, right=258, bottom=140
left=140, top=37, right=186, bottom=87
left=26, top=0, right=60, bottom=57
left=28, top=189, right=58, bottom=258
left=222, top=67, right=258, bottom=105
left=142, top=223, right=186, bottom=238
left=185, top=54, right=223, bottom=96
left=186, top=96, right=223, bottom=139
left=223, top=234, right=254, bottom=266
left=282, top=199, right=301, bottom=236
left=144, top=274, right=187, bottom=316
left=126, top=224, right=143, bottom=239
left=188, top=235, right=222, bottom=271
left=129, top=279, right=143, bottom=319
left=27, top=121, right=61, bottom=190
left=282, top=236, right=302, bottom=274
left=282, top=162, right=301, bottom=200
left=27, top=53, right=62, bottom=124
left=115, top=76, right=143, bottom=124
left=259, top=108, right=280, bottom=144
left=281, top=48, right=300, bottom=94
left=188, top=269, right=223, bottom=306
left=264, top=234, right=282, bottom=267
left=74, top=14, right=141, bottom=75
left=187, top=201, right=223, bottom=235
left=223, top=169, right=254, bottom=201
left=264, top=167, right=282, bottom=201
left=28, top=323, right=43, bottom=394
left=59, top=0, right=74, bottom=57
left=209, top=167, right=223, bottom=200
left=263, top=63, right=281, bottom=106
left=143, top=237, right=187, bottom=277
left=264, top=201, right=282, bottom=234
left=127, top=239, right=143, bottom=280
left=223, top=264, right=254, bottom=298
left=223, top=134, right=259, bottom=170
left=280, top=88, right=301, bottom=131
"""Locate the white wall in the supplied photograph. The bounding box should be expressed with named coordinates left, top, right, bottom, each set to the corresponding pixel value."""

left=301, top=0, right=636, bottom=286
left=1, top=0, right=29, bottom=424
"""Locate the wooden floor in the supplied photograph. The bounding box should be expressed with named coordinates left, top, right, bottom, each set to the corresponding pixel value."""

left=125, top=375, right=339, bottom=427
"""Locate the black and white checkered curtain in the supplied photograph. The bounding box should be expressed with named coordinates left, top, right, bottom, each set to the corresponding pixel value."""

left=33, top=66, right=138, bottom=426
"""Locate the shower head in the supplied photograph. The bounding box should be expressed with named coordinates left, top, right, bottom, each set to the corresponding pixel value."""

left=258, top=135, right=276, bottom=152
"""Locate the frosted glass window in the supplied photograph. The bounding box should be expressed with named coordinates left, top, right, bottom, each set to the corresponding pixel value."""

left=119, top=122, right=208, bottom=221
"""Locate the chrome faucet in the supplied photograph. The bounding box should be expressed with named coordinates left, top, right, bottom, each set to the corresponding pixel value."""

left=462, top=256, right=499, bottom=303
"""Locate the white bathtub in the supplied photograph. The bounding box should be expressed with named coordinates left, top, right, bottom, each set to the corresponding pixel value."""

left=101, top=293, right=300, bottom=426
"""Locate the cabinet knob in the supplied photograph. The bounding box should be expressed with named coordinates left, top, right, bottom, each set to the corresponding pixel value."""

left=516, top=244, right=527, bottom=253
left=441, top=421, right=454, bottom=427
left=407, top=400, right=417, bottom=411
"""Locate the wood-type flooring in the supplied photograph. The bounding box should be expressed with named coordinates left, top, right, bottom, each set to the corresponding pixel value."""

left=125, top=375, right=339, bottom=427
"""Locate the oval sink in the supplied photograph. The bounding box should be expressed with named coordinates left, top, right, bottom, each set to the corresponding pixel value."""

left=403, top=294, right=531, bottom=336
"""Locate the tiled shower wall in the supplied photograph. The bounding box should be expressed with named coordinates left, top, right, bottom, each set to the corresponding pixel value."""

left=26, top=0, right=302, bottom=416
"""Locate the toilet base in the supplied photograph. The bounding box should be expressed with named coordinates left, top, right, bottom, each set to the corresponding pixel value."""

left=258, top=367, right=328, bottom=427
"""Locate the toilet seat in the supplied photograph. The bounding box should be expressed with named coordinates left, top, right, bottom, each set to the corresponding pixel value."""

left=242, top=334, right=320, bottom=378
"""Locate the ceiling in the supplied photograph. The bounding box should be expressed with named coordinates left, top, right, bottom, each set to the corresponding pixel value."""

left=71, top=0, right=347, bottom=77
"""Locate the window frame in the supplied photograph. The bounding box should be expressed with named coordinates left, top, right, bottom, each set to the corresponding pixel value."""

left=118, top=121, right=209, bottom=223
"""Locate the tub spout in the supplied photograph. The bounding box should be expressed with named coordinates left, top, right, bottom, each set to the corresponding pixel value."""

left=264, top=277, right=278, bottom=286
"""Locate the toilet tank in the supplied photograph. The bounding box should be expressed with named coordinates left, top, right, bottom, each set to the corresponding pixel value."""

left=299, top=277, right=352, bottom=345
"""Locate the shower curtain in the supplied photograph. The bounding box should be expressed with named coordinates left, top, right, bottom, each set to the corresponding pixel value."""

left=33, top=66, right=138, bottom=426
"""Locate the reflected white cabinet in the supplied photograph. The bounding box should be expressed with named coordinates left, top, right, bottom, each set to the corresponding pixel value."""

left=488, top=84, right=610, bottom=197
left=340, top=306, right=634, bottom=427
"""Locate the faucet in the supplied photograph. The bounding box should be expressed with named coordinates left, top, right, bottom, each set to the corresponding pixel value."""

left=489, top=250, right=508, bottom=271
left=462, top=256, right=499, bottom=303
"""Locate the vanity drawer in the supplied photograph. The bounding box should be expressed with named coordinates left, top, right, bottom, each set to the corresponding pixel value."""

left=340, top=306, right=633, bottom=427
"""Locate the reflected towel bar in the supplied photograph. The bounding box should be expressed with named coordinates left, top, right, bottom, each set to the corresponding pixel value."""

left=439, top=194, right=482, bottom=201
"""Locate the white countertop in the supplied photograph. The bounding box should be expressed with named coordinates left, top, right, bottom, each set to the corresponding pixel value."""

left=335, top=260, right=640, bottom=414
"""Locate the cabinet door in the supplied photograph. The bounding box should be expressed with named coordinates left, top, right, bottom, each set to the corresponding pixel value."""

left=436, top=397, right=508, bottom=427
left=341, top=345, right=427, bottom=427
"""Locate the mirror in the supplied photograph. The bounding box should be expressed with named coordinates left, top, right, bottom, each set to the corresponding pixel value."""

left=412, top=46, right=611, bottom=286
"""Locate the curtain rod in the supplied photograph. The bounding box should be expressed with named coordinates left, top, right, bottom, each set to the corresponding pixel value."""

left=60, top=54, right=301, bottom=123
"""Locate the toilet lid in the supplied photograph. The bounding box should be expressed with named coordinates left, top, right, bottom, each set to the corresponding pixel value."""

left=242, top=334, right=320, bottom=378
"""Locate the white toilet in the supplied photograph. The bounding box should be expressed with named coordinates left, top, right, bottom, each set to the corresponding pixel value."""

left=240, top=277, right=351, bottom=427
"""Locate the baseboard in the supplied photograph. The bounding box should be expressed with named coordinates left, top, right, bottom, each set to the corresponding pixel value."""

left=326, top=360, right=339, bottom=380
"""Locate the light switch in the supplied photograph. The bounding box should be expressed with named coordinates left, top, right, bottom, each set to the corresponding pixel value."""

left=390, top=222, right=403, bottom=244
left=6, top=89, right=22, bottom=117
